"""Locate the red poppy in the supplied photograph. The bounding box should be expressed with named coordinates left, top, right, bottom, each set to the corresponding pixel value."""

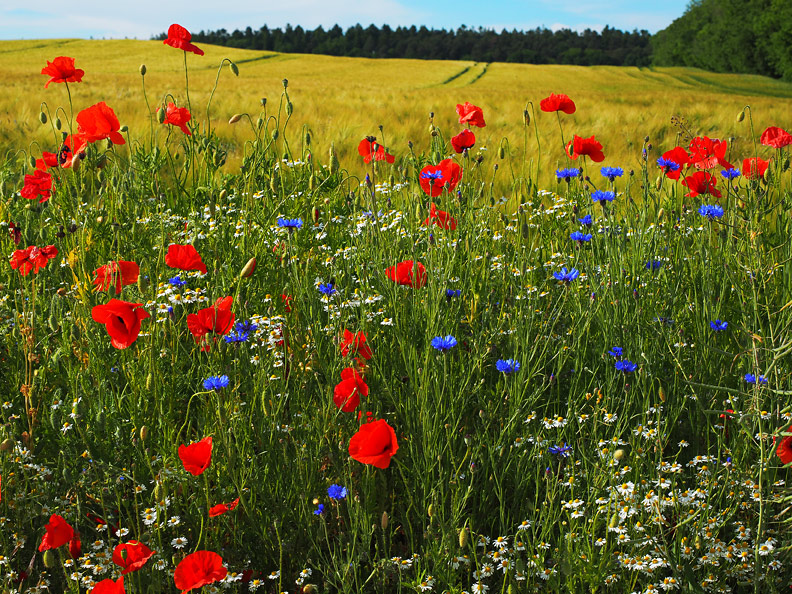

left=659, top=146, right=690, bottom=180
left=340, top=329, right=372, bottom=360
left=91, top=576, right=125, bottom=594
left=333, top=367, right=369, bottom=412
left=21, top=169, right=53, bottom=203
left=742, top=157, right=771, bottom=180
left=113, top=541, right=155, bottom=574
left=8, top=222, right=21, bottom=245
left=187, top=300, right=235, bottom=348
left=682, top=171, right=722, bottom=198
left=540, top=93, right=576, bottom=114
left=776, top=425, right=792, bottom=465
left=93, top=261, right=139, bottom=295
left=450, top=129, right=475, bottom=153
left=357, top=138, right=395, bottom=164
left=281, top=294, right=293, bottom=312
left=10, top=245, right=58, bottom=276
left=423, top=203, right=457, bottom=230
left=41, top=56, right=84, bottom=89
left=179, top=436, right=213, bottom=476
left=760, top=126, right=792, bottom=149
left=39, top=514, right=74, bottom=551
left=91, top=299, right=150, bottom=349
left=348, top=418, right=398, bottom=469
left=69, top=534, right=82, bottom=559
left=386, top=260, right=427, bottom=288
left=59, top=133, right=89, bottom=168
left=419, top=159, right=462, bottom=197
left=567, top=135, right=605, bottom=162
left=164, top=24, right=205, bottom=56
left=76, top=102, right=125, bottom=146
left=456, top=102, right=486, bottom=128
left=36, top=151, right=59, bottom=170
left=164, top=103, right=192, bottom=135
left=209, top=497, right=240, bottom=518
left=688, top=136, right=732, bottom=170
left=165, top=244, right=207, bottom=274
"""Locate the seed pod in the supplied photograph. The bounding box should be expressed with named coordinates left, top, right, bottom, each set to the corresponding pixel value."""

left=240, top=257, right=257, bottom=278
left=282, top=78, right=289, bottom=89
left=55, top=117, right=62, bottom=131
left=157, top=107, right=166, bottom=124
left=229, top=61, right=239, bottom=76
left=39, top=111, right=48, bottom=124
left=228, top=114, right=243, bottom=125
left=139, top=64, right=147, bottom=76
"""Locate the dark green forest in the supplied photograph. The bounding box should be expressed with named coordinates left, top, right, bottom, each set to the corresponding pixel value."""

left=156, top=1, right=792, bottom=79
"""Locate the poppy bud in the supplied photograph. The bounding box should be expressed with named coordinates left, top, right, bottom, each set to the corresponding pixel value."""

left=120, top=125, right=128, bottom=133
left=137, top=274, right=149, bottom=293
left=57, top=287, right=67, bottom=296
left=658, top=385, right=666, bottom=402
left=736, top=111, right=745, bottom=122
left=61, top=131, right=68, bottom=142
left=219, top=189, right=228, bottom=202
left=43, top=550, right=56, bottom=568
left=139, top=64, right=147, bottom=76
left=302, top=586, right=318, bottom=594
left=309, top=174, right=317, bottom=191
left=270, top=174, right=278, bottom=194
left=0, top=438, right=14, bottom=452
left=229, top=61, right=239, bottom=76
left=430, top=127, right=438, bottom=137
left=523, top=109, right=530, bottom=126
left=458, top=525, right=469, bottom=548
left=55, top=117, right=62, bottom=131
left=783, top=158, right=790, bottom=172
left=608, top=513, right=619, bottom=529
left=229, top=114, right=243, bottom=124
left=256, top=117, right=264, bottom=130
left=239, top=257, right=257, bottom=278
left=286, top=102, right=293, bottom=116
left=613, top=449, right=625, bottom=461
left=427, top=504, right=434, bottom=518
left=304, top=131, right=311, bottom=146
left=498, top=145, right=506, bottom=159
left=157, top=107, right=166, bottom=124
left=140, top=425, right=149, bottom=441
left=282, top=78, right=288, bottom=89
left=763, top=166, right=773, bottom=184
left=39, top=111, right=48, bottom=124
left=28, top=155, right=36, bottom=169
left=272, top=129, right=279, bottom=141
left=381, top=511, right=388, bottom=530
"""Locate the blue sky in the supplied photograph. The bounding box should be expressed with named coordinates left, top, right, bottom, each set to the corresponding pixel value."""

left=0, top=1, right=689, bottom=40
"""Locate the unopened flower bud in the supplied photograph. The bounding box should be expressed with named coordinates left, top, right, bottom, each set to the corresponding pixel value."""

left=737, top=111, right=745, bottom=122
left=228, top=114, right=243, bottom=124
left=43, top=550, right=56, bottom=568
left=39, top=112, right=48, bottom=124
left=0, top=438, right=14, bottom=452
left=139, top=64, right=147, bottom=76
left=240, top=257, right=257, bottom=278
left=613, top=449, right=625, bottom=461
left=229, top=61, right=239, bottom=76
left=157, top=108, right=166, bottom=124
left=458, top=526, right=469, bottom=548
left=523, top=109, right=530, bottom=125
left=55, top=117, right=62, bottom=131
left=381, top=511, right=388, bottom=530
left=139, top=425, right=149, bottom=441
left=29, top=156, right=37, bottom=169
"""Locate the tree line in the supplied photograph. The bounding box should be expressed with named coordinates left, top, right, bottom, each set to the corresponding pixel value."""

left=154, top=24, right=652, bottom=67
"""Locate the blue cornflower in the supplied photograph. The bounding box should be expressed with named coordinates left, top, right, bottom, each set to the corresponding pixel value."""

left=234, top=320, right=258, bottom=334
left=721, top=168, right=740, bottom=179
left=607, top=347, right=623, bottom=359
left=313, top=504, right=325, bottom=516
left=744, top=373, right=768, bottom=385
left=591, top=190, right=615, bottom=203
left=553, top=267, right=580, bottom=282
left=615, top=360, right=637, bottom=373
left=548, top=443, right=573, bottom=457
left=168, top=275, right=187, bottom=287
left=446, top=288, right=461, bottom=299
left=431, top=335, right=458, bottom=352
left=570, top=231, right=592, bottom=243
left=556, top=167, right=581, bottom=180
left=277, top=217, right=303, bottom=229
left=496, top=359, right=520, bottom=374
left=318, top=283, right=337, bottom=296
left=645, top=260, right=663, bottom=271
left=600, top=167, right=624, bottom=181
left=710, top=320, right=728, bottom=332
left=578, top=215, right=593, bottom=227
left=420, top=170, right=444, bottom=181
left=224, top=331, right=249, bottom=343
left=656, top=157, right=680, bottom=173
left=203, top=375, right=230, bottom=391
left=327, top=484, right=348, bottom=500
left=698, top=204, right=724, bottom=219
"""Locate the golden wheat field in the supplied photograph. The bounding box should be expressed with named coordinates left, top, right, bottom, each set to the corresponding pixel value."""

left=3, top=38, right=792, bottom=186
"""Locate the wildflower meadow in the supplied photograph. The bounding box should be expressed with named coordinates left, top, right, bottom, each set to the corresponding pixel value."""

left=1, top=24, right=792, bottom=594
